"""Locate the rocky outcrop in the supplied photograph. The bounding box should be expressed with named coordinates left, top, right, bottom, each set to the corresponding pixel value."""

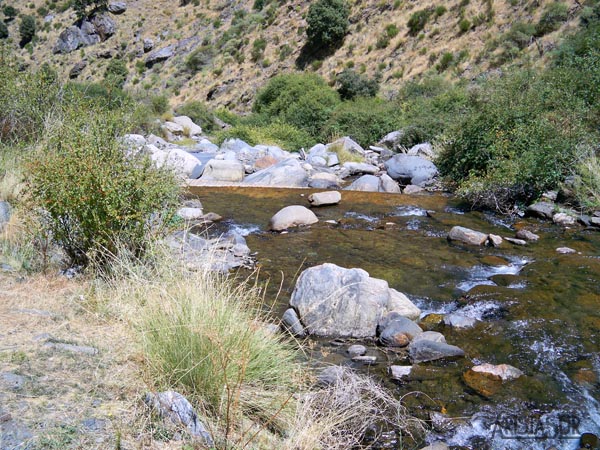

left=53, top=14, right=115, bottom=54
left=268, top=205, right=318, bottom=231
left=69, top=60, right=87, bottom=78
left=288, top=263, right=421, bottom=338
left=107, top=2, right=127, bottom=14
left=384, top=155, right=438, bottom=186
left=145, top=45, right=175, bottom=67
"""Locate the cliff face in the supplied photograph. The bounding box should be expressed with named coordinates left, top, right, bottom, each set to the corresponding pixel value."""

left=1, top=0, right=582, bottom=110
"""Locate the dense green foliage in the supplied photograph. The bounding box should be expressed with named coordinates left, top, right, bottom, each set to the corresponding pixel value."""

left=407, top=8, right=432, bottom=36
left=306, top=0, right=350, bottom=50
left=73, top=0, right=107, bottom=20
left=0, top=22, right=8, bottom=40
left=215, top=121, right=313, bottom=151
left=336, top=69, right=379, bottom=100
left=2, top=5, right=18, bottom=19
left=26, top=102, right=180, bottom=267
left=104, top=58, right=128, bottom=89
left=254, top=73, right=341, bottom=140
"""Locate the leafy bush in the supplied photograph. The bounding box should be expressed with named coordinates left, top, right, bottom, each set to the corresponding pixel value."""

left=26, top=100, right=180, bottom=267
left=73, top=0, right=107, bottom=19
left=2, top=5, right=18, bottom=19
left=336, top=69, right=379, bottom=100
left=104, top=58, right=128, bottom=89
left=458, top=18, right=471, bottom=33
left=437, top=69, right=591, bottom=210
left=251, top=37, right=267, bottom=62
left=407, top=8, right=432, bottom=36
left=535, top=1, right=569, bottom=36
left=253, top=73, right=340, bottom=139
left=215, top=121, right=313, bottom=151
left=306, top=0, right=350, bottom=49
left=185, top=45, right=214, bottom=73
left=175, top=100, right=216, bottom=133
left=19, top=15, right=36, bottom=47
left=436, top=52, right=454, bottom=72
left=150, top=94, right=169, bottom=115
left=322, top=98, right=401, bottom=147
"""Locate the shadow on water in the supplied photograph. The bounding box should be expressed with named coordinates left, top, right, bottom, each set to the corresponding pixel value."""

left=189, top=186, right=600, bottom=449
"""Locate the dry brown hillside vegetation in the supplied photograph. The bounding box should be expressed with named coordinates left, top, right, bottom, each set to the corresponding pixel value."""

left=0, top=0, right=583, bottom=111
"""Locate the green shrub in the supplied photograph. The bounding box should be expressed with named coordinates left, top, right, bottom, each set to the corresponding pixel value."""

left=73, top=0, right=107, bottom=20
left=19, top=15, right=36, bottom=47
left=437, top=69, right=591, bottom=210
left=185, top=45, right=214, bottom=73
left=385, top=23, right=399, bottom=38
left=535, top=1, right=569, bottom=36
left=2, top=5, right=18, bottom=19
left=336, top=69, right=379, bottom=100
left=175, top=100, right=216, bottom=133
left=104, top=58, right=128, bottom=89
left=150, top=94, right=169, bottom=115
left=26, top=101, right=180, bottom=267
left=407, top=8, right=432, bottom=36
left=321, top=97, right=401, bottom=147
left=64, top=81, right=129, bottom=110
left=436, top=52, right=454, bottom=72
left=434, top=5, right=447, bottom=17
left=253, top=73, right=341, bottom=139
left=251, top=37, right=267, bottom=62
left=458, top=18, right=471, bottom=33
left=215, top=121, right=313, bottom=151
left=306, top=0, right=350, bottom=49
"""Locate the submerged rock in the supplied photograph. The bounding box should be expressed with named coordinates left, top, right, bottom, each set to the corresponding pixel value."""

left=553, top=212, right=576, bottom=227
left=443, top=313, right=477, bottom=329
left=556, top=247, right=576, bottom=254
left=412, top=331, right=446, bottom=344
left=463, top=363, right=523, bottom=397
left=289, top=263, right=421, bottom=338
left=268, top=205, right=318, bottom=231
left=347, top=344, right=367, bottom=357
left=409, top=340, right=465, bottom=363
left=515, top=229, right=539, bottom=242
left=389, top=365, right=413, bottom=380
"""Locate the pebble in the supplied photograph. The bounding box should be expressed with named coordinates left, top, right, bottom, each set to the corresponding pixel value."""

left=347, top=344, right=367, bottom=357
left=556, top=247, right=577, bottom=254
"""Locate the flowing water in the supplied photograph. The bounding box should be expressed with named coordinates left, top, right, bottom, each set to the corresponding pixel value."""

left=189, top=186, right=600, bottom=449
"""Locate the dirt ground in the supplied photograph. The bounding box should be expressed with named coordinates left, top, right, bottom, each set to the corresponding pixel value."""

left=0, top=272, right=186, bottom=450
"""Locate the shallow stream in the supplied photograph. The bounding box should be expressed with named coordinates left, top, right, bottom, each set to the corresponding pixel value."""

left=190, top=186, right=600, bottom=449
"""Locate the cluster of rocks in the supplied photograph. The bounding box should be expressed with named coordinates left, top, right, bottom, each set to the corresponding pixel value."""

left=124, top=121, right=441, bottom=193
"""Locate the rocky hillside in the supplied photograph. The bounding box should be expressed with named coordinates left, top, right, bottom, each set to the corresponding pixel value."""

left=0, top=0, right=584, bottom=111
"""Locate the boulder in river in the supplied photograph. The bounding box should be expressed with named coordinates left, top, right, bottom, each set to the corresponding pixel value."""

left=281, top=308, right=306, bottom=337
left=389, top=365, right=413, bottom=380
left=553, top=212, right=576, bottom=227
left=379, top=316, right=423, bottom=347
left=409, top=340, right=465, bottom=363
left=447, top=226, right=488, bottom=246
left=289, top=263, right=421, bottom=338
left=384, top=154, right=438, bottom=186
left=201, top=159, right=244, bottom=182
left=412, top=331, right=446, bottom=344
left=516, top=229, right=539, bottom=242
left=463, top=363, right=523, bottom=397
left=444, top=313, right=477, bottom=329
left=244, top=158, right=308, bottom=187
left=526, top=201, right=555, bottom=220
left=345, top=175, right=381, bottom=192
left=308, top=191, right=341, bottom=207
left=268, top=205, right=318, bottom=231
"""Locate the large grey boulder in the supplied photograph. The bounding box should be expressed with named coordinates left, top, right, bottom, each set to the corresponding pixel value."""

left=378, top=130, right=406, bottom=152
left=144, top=391, right=213, bottom=446
left=201, top=160, right=244, bottom=182
left=289, top=263, right=421, bottom=338
left=53, top=26, right=98, bottom=54
left=384, top=155, right=438, bottom=186
left=172, top=116, right=202, bottom=137
left=327, top=136, right=365, bottom=157
left=244, top=158, right=308, bottom=187
left=447, top=226, right=488, bottom=246
left=107, top=2, right=127, bottom=14
left=526, top=201, right=555, bottom=220
left=409, top=340, right=465, bottom=363
left=146, top=45, right=175, bottom=67
left=339, top=162, right=379, bottom=178
left=380, top=173, right=401, bottom=193
left=91, top=13, right=116, bottom=40
left=268, top=205, right=318, bottom=231
left=147, top=146, right=202, bottom=179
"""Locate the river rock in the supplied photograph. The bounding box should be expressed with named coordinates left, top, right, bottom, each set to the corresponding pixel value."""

left=553, top=212, right=576, bottom=227
left=281, top=308, right=306, bottom=337
left=380, top=173, right=401, bottom=193
left=505, top=237, right=527, bottom=246
left=389, top=365, right=412, bottom=380
left=419, top=313, right=444, bottom=329
left=515, top=229, right=539, bottom=242
left=244, top=158, right=308, bottom=187
left=0, top=201, right=11, bottom=228
left=268, top=205, right=318, bottom=231
left=201, top=160, right=244, bottom=182
left=345, top=175, right=381, bottom=192
left=407, top=142, right=434, bottom=159
left=412, top=331, right=446, bottom=344
left=107, top=1, right=127, bottom=14
left=384, top=155, right=438, bottom=186
left=378, top=130, right=406, bottom=152
left=308, top=191, right=341, bottom=207
left=405, top=184, right=425, bottom=195
left=327, top=136, right=366, bottom=157
left=526, top=201, right=555, bottom=219
left=317, top=366, right=346, bottom=385
left=172, top=116, right=202, bottom=137
left=556, top=247, right=576, bottom=254
left=177, top=207, right=204, bottom=221
left=347, top=344, right=367, bottom=357
left=388, top=290, right=421, bottom=320
left=254, top=155, right=278, bottom=170
left=379, top=316, right=423, bottom=347
left=309, top=172, right=340, bottom=189
left=352, top=355, right=377, bottom=364
left=419, top=443, right=449, bottom=450
left=444, top=313, right=477, bottom=329
left=409, top=340, right=465, bottom=363
left=163, top=148, right=203, bottom=179
left=144, top=391, right=213, bottom=446
left=488, top=234, right=503, bottom=247
left=447, top=226, right=488, bottom=246
left=289, top=263, right=421, bottom=338
left=471, top=363, right=523, bottom=381
left=339, top=162, right=379, bottom=178
left=163, top=121, right=184, bottom=136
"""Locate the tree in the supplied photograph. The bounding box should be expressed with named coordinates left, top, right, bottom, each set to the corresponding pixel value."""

left=336, top=69, right=378, bottom=100
left=0, top=21, right=8, bottom=40
left=73, top=0, right=107, bottom=20
left=19, top=15, right=36, bottom=47
left=2, top=5, right=18, bottom=20
left=306, top=0, right=350, bottom=50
